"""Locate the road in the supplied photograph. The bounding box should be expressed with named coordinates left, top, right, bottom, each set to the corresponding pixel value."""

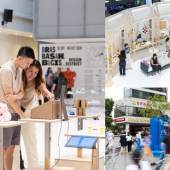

left=105, top=137, right=159, bottom=170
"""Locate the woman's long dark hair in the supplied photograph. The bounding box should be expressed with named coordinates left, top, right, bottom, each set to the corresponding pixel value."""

left=22, top=59, right=45, bottom=90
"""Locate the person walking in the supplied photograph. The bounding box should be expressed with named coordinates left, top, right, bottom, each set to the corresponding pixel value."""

left=126, top=132, right=132, bottom=152
left=162, top=133, right=170, bottom=170
left=126, top=150, right=152, bottom=170
left=120, top=131, right=127, bottom=153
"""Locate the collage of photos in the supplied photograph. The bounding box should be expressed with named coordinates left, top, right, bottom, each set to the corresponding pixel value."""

left=0, top=0, right=170, bottom=170
left=0, top=1, right=105, bottom=170
left=106, top=0, right=170, bottom=170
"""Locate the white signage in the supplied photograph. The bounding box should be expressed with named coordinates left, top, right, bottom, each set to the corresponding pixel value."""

left=39, top=41, right=105, bottom=105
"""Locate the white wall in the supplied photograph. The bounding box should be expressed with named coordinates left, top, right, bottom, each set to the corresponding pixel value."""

left=33, top=0, right=104, bottom=39
left=0, top=0, right=33, bottom=32
left=0, top=33, right=37, bottom=66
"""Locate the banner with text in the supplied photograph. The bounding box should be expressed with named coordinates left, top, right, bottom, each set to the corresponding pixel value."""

left=39, top=41, right=105, bottom=105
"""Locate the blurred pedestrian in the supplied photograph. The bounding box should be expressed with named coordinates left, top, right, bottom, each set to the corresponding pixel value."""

left=120, top=131, right=127, bottom=153
left=162, top=133, right=170, bottom=170
left=126, top=132, right=132, bottom=152
left=126, top=150, right=152, bottom=170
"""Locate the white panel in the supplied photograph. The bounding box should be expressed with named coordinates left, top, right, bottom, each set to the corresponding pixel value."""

left=86, top=25, right=104, bottom=37
left=33, top=0, right=104, bottom=39
left=158, top=3, right=170, bottom=15
left=131, top=6, right=152, bottom=22
left=38, top=0, right=58, bottom=26
left=60, top=26, right=84, bottom=37
left=38, top=27, right=58, bottom=39
left=106, top=13, right=125, bottom=30
left=86, top=0, right=104, bottom=25
left=60, top=0, right=84, bottom=25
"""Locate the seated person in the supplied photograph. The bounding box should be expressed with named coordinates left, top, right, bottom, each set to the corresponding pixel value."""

left=150, top=53, right=161, bottom=72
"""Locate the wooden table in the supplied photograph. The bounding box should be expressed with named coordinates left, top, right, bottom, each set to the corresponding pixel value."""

left=0, top=121, right=25, bottom=170
left=21, top=118, right=61, bottom=170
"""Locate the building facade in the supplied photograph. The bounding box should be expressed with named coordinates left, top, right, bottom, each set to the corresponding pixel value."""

left=113, top=88, right=168, bottom=135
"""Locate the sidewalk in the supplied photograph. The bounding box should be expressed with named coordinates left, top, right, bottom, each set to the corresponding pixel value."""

left=106, top=151, right=159, bottom=170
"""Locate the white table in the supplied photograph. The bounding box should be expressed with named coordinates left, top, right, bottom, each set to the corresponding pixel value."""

left=0, top=121, right=25, bottom=170
left=21, top=118, right=61, bottom=170
left=65, top=130, right=105, bottom=170
left=69, top=114, right=101, bottom=130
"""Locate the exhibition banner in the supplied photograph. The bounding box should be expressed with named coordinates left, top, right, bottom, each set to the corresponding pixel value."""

left=39, top=41, right=105, bottom=105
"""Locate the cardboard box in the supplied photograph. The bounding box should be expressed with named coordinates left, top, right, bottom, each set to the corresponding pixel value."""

left=31, top=100, right=61, bottom=119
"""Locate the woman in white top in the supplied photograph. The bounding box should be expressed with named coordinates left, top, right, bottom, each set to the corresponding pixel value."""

left=21, top=59, right=54, bottom=169
left=126, top=150, right=152, bottom=170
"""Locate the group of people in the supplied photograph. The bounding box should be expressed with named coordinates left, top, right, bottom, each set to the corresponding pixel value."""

left=45, top=67, right=68, bottom=99
left=120, top=130, right=170, bottom=170
left=119, top=131, right=152, bottom=155
left=0, top=46, right=54, bottom=170
left=45, top=67, right=76, bottom=99
left=117, top=36, right=170, bottom=76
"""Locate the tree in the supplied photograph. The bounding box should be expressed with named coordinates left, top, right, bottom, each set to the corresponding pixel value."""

left=105, top=98, right=121, bottom=134
left=105, top=98, right=114, bottom=116
left=139, top=94, right=170, bottom=118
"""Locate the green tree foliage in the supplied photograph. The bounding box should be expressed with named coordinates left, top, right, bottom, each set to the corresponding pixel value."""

left=105, top=98, right=114, bottom=116
left=139, top=94, right=170, bottom=117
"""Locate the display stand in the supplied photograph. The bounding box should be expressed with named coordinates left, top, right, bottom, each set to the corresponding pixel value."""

left=0, top=121, right=25, bottom=170
left=61, top=131, right=104, bottom=170
left=21, top=118, right=61, bottom=170
left=69, top=114, right=101, bottom=159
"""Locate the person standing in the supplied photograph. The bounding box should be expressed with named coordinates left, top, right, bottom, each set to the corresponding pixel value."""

left=126, top=132, right=132, bottom=152
left=118, top=50, right=126, bottom=76
left=0, top=46, right=35, bottom=170
left=120, top=131, right=127, bottom=153
left=165, top=37, right=170, bottom=52
left=21, top=59, right=54, bottom=169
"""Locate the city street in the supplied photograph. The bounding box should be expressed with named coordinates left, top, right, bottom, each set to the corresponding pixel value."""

left=105, top=137, right=159, bottom=170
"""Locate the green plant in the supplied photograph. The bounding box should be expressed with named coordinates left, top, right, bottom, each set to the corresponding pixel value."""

left=105, top=98, right=114, bottom=116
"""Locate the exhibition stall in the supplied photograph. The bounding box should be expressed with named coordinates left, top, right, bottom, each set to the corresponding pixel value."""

left=0, top=35, right=105, bottom=170
left=130, top=5, right=153, bottom=52
left=105, top=1, right=170, bottom=78
left=105, top=11, right=130, bottom=76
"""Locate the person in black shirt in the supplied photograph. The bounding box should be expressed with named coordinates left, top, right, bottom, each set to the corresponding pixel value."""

left=150, top=53, right=161, bottom=72
left=118, top=50, right=126, bottom=76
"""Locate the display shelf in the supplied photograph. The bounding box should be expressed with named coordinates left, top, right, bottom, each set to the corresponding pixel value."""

left=132, top=41, right=152, bottom=52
